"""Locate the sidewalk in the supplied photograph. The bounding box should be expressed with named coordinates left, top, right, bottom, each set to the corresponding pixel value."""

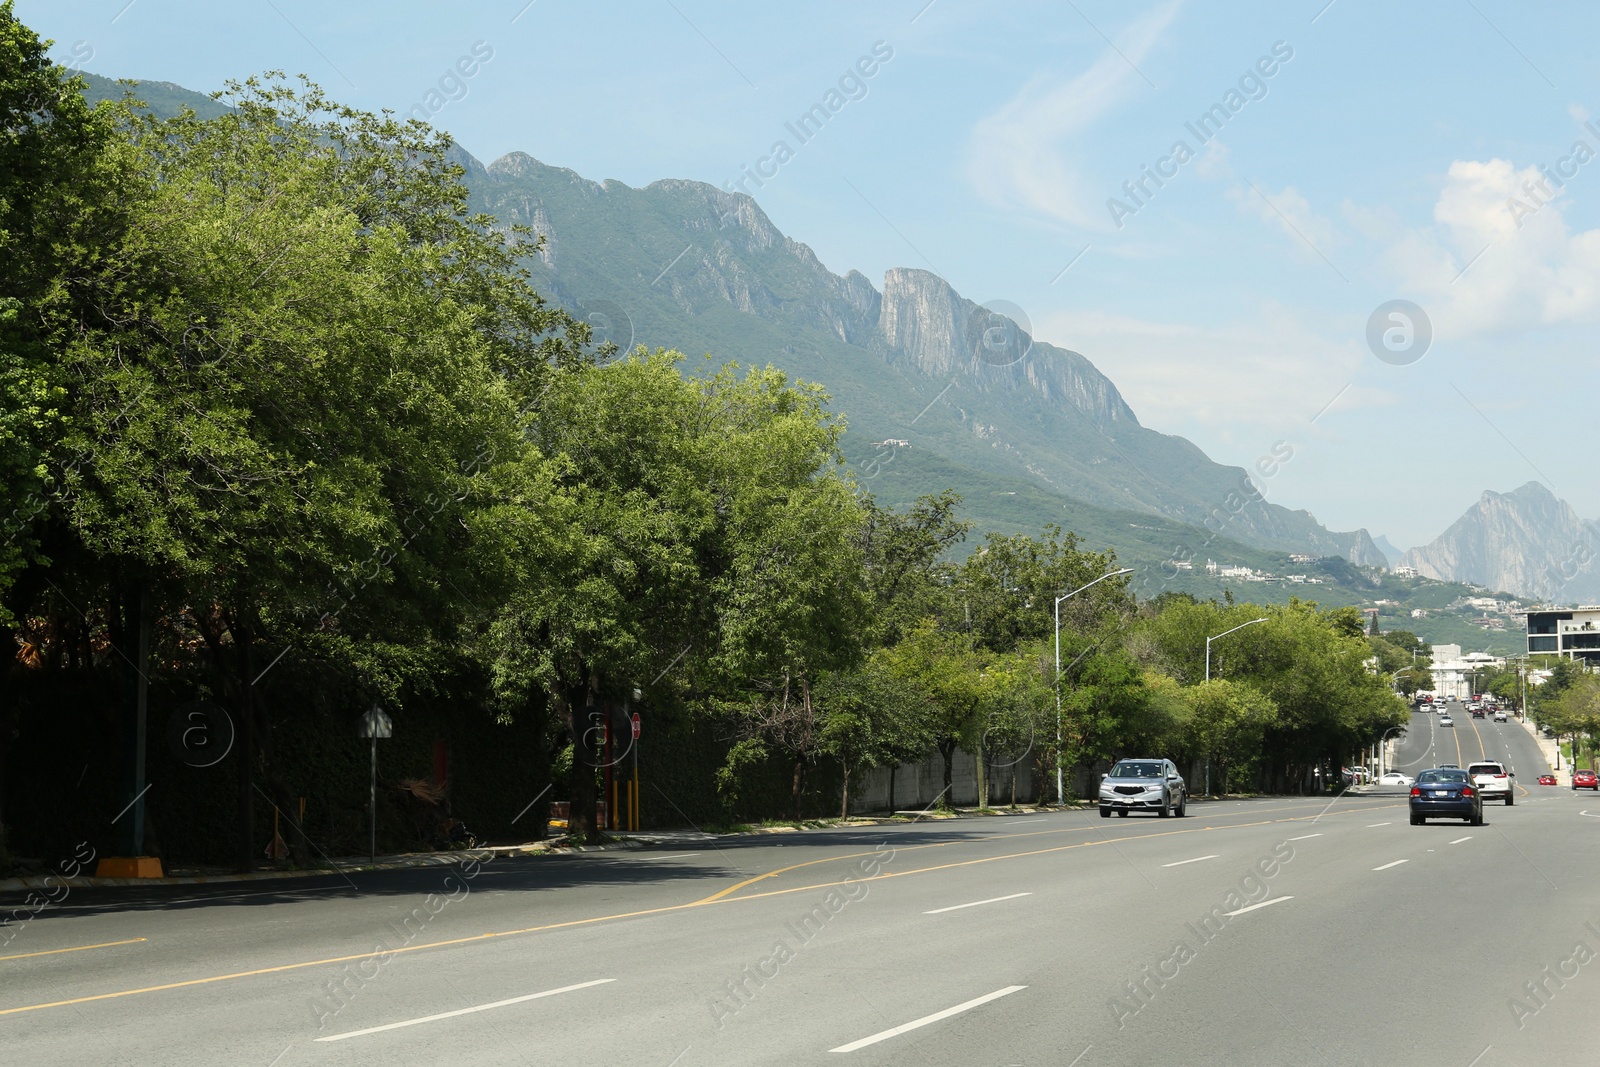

left=1515, top=713, right=1565, bottom=785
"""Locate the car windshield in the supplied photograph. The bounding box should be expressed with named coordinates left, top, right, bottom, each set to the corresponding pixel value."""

left=1419, top=770, right=1468, bottom=783
left=1109, top=762, right=1162, bottom=778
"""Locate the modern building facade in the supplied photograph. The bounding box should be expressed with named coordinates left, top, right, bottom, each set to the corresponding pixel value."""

left=1522, top=606, right=1600, bottom=664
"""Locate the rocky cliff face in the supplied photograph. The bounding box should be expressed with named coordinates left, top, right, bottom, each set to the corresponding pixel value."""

left=1401, top=482, right=1600, bottom=600
left=470, top=150, right=1384, bottom=565
left=875, top=268, right=1137, bottom=432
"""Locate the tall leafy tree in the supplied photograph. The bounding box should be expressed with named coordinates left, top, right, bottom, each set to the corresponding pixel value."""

left=52, top=75, right=580, bottom=866
left=0, top=5, right=131, bottom=615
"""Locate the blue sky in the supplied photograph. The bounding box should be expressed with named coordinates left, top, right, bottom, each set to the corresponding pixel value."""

left=21, top=0, right=1600, bottom=549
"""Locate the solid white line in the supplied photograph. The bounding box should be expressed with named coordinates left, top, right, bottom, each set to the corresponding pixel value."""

left=829, top=986, right=1026, bottom=1053
left=924, top=892, right=1032, bottom=914
left=1160, top=855, right=1219, bottom=868
left=1372, top=860, right=1408, bottom=871
left=1366, top=822, right=1391, bottom=827
left=1450, top=836, right=1473, bottom=845
left=315, top=979, right=615, bottom=1041
left=1223, top=896, right=1294, bottom=917
left=1287, top=833, right=1323, bottom=841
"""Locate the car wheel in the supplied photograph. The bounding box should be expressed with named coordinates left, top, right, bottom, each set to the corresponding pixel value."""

left=1158, top=795, right=1170, bottom=818
left=1175, top=794, right=1186, bottom=818
left=1472, top=812, right=1483, bottom=826
left=1410, top=813, right=1422, bottom=825
left=1100, top=807, right=1111, bottom=819
left=1506, top=794, right=1514, bottom=806
left=1117, top=809, right=1129, bottom=817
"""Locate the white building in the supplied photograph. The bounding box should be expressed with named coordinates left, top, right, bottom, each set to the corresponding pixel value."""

left=1426, top=644, right=1505, bottom=700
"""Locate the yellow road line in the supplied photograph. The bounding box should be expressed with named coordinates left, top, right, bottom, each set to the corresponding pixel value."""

left=0, top=938, right=146, bottom=963
left=0, top=799, right=1394, bottom=1019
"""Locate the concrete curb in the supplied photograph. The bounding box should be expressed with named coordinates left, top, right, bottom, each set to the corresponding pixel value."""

left=0, top=839, right=649, bottom=894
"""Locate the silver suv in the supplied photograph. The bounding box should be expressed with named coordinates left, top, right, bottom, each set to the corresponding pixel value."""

left=1466, top=761, right=1514, bottom=805
left=1099, top=759, right=1186, bottom=818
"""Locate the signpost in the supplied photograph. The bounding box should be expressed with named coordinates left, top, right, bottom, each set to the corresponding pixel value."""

left=630, top=710, right=641, bottom=831
left=358, top=704, right=393, bottom=863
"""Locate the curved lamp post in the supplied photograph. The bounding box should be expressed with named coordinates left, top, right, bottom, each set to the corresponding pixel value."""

left=1377, top=724, right=1405, bottom=777
left=1205, top=617, right=1270, bottom=683
left=1054, top=568, right=1134, bottom=804
left=1203, top=617, right=1269, bottom=795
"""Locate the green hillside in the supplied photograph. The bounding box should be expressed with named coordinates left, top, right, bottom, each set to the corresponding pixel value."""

left=71, top=73, right=1410, bottom=612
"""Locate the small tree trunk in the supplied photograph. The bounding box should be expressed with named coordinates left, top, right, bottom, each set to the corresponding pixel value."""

left=840, top=759, right=850, bottom=819
left=791, top=756, right=806, bottom=821
left=975, top=739, right=986, bottom=809
left=939, top=739, right=956, bottom=805
left=888, top=766, right=897, bottom=813
left=557, top=670, right=602, bottom=844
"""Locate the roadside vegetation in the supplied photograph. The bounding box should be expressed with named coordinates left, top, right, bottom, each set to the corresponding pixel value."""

left=0, top=10, right=1408, bottom=871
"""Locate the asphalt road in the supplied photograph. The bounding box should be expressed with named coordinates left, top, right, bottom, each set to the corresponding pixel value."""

left=7, top=708, right=1596, bottom=1066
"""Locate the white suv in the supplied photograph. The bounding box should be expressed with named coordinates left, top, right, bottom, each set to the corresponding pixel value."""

left=1099, top=759, right=1187, bottom=818
left=1467, top=761, right=1514, bottom=805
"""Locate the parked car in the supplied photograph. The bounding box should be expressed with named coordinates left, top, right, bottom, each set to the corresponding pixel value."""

left=1410, top=768, right=1483, bottom=825
left=1099, top=759, right=1187, bottom=818
left=1538, top=774, right=1558, bottom=786
left=1573, top=770, right=1599, bottom=791
left=1377, top=771, right=1415, bottom=788
left=1466, top=761, right=1514, bottom=805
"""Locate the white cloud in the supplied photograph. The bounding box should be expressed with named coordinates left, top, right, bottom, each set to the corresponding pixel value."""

left=1385, top=155, right=1600, bottom=335
left=964, top=1, right=1181, bottom=231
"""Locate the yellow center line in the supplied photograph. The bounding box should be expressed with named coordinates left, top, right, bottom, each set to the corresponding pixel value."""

left=0, top=799, right=1396, bottom=1019
left=0, top=938, right=146, bottom=963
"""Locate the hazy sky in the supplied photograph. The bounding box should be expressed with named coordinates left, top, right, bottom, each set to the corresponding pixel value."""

left=20, top=0, right=1600, bottom=548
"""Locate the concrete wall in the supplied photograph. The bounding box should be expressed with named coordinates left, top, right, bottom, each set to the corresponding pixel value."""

left=847, top=749, right=1054, bottom=812
left=847, top=753, right=1205, bottom=813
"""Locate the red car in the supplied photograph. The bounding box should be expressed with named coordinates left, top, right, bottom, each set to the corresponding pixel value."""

left=1538, top=774, right=1557, bottom=786
left=1573, top=770, right=1599, bottom=791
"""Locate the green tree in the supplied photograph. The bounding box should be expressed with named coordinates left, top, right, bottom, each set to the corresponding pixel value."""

left=880, top=621, right=987, bottom=805
left=50, top=75, right=575, bottom=866
left=0, top=4, right=131, bottom=617
left=1186, top=679, right=1278, bottom=795
left=815, top=658, right=931, bottom=817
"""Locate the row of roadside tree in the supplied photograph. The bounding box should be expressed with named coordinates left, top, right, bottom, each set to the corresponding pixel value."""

left=0, top=9, right=1408, bottom=869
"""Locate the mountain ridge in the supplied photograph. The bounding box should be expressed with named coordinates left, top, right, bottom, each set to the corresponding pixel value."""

left=76, top=70, right=1387, bottom=574
left=1400, top=482, right=1600, bottom=602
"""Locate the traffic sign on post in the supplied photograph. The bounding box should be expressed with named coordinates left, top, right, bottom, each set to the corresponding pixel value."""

left=359, top=704, right=392, bottom=862
left=631, top=713, right=641, bottom=740
left=359, top=705, right=393, bottom=738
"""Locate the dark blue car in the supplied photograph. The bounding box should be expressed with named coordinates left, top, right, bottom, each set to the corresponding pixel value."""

left=1410, top=768, right=1482, bottom=825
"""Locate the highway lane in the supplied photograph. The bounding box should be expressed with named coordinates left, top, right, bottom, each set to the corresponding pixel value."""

left=7, top=781, right=1600, bottom=1065
left=1392, top=701, right=1553, bottom=796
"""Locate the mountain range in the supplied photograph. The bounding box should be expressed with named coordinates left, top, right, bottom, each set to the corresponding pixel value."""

left=463, top=148, right=1386, bottom=566
left=72, top=72, right=1420, bottom=587
left=1400, top=483, right=1600, bottom=604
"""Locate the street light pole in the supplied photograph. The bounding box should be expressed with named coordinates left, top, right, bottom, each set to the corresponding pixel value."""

left=1203, top=617, right=1270, bottom=795
left=1055, top=568, right=1134, bottom=805
left=1378, top=725, right=1404, bottom=777
left=1205, top=617, right=1270, bottom=684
